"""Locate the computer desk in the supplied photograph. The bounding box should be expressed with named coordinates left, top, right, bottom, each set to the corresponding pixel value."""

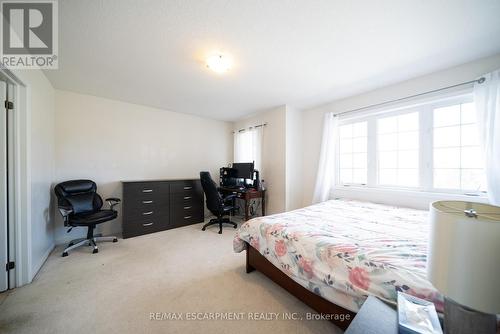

left=219, top=187, right=266, bottom=221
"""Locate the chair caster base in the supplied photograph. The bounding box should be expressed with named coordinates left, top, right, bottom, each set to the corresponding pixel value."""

left=62, top=235, right=117, bottom=256
left=202, top=217, right=238, bottom=234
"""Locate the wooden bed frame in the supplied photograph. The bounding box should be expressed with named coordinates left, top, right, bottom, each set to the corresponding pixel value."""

left=245, top=242, right=356, bottom=330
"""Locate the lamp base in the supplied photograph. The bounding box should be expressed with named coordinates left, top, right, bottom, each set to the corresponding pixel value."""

left=444, top=297, right=497, bottom=334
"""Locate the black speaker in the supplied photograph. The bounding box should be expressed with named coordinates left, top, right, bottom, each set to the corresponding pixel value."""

left=220, top=167, right=237, bottom=187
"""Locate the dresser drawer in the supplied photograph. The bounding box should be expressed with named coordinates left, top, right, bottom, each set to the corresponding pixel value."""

left=124, top=193, right=169, bottom=209
left=124, top=192, right=169, bottom=205
left=170, top=201, right=203, bottom=215
left=170, top=180, right=202, bottom=194
left=170, top=209, right=204, bottom=227
left=122, top=216, right=169, bottom=238
left=123, top=181, right=170, bottom=197
left=123, top=206, right=170, bottom=221
left=170, top=192, right=203, bottom=205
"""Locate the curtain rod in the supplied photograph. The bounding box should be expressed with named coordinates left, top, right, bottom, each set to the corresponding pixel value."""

left=333, top=77, right=486, bottom=118
left=233, top=123, right=267, bottom=133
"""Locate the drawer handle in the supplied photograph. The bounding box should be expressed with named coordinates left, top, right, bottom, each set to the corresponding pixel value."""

left=184, top=216, right=192, bottom=219
left=184, top=206, right=192, bottom=210
left=184, top=196, right=192, bottom=200
left=143, top=222, right=154, bottom=227
left=142, top=211, right=153, bottom=215
left=183, top=186, right=193, bottom=190
left=142, top=200, right=153, bottom=204
left=142, top=189, right=153, bottom=193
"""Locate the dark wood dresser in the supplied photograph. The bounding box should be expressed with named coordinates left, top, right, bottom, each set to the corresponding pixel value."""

left=122, top=179, right=204, bottom=238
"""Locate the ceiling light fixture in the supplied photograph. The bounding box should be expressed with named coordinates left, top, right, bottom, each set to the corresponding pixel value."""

left=206, top=54, right=232, bottom=74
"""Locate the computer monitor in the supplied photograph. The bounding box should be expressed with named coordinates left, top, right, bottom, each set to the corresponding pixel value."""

left=232, top=162, right=254, bottom=180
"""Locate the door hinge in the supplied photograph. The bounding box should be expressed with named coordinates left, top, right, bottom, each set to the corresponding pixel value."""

left=5, top=261, right=15, bottom=271
left=4, top=100, right=13, bottom=110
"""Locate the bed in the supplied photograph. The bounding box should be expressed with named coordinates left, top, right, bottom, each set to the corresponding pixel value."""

left=233, top=199, right=443, bottom=329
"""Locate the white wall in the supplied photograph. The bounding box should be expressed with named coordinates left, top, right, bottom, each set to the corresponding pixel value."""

left=234, top=106, right=287, bottom=214
left=233, top=105, right=304, bottom=214
left=54, top=90, right=233, bottom=244
left=285, top=107, right=303, bottom=211
left=11, top=69, right=56, bottom=282
left=301, top=53, right=500, bottom=209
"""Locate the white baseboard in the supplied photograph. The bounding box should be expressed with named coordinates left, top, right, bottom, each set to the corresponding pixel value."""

left=30, top=243, right=55, bottom=283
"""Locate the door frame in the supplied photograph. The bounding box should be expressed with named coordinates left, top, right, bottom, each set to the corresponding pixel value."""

left=1, top=79, right=8, bottom=291
left=0, top=65, right=31, bottom=288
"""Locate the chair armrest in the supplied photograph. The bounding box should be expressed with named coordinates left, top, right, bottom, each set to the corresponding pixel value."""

left=58, top=206, right=73, bottom=216
left=222, top=194, right=237, bottom=203
left=106, top=198, right=121, bottom=211
left=57, top=206, right=73, bottom=226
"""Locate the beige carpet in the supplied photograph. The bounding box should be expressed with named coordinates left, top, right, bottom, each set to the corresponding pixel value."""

left=0, top=221, right=342, bottom=334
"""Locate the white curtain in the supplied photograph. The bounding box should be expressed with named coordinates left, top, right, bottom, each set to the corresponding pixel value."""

left=474, top=70, right=500, bottom=205
left=233, top=126, right=263, bottom=173
left=312, top=112, right=339, bottom=203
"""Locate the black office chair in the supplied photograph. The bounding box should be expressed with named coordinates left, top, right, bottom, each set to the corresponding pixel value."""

left=54, top=180, right=120, bottom=257
left=200, top=171, right=237, bottom=234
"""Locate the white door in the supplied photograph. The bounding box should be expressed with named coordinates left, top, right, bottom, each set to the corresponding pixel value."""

left=0, top=80, right=8, bottom=292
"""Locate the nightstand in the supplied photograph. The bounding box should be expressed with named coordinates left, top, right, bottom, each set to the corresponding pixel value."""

left=345, top=296, right=398, bottom=334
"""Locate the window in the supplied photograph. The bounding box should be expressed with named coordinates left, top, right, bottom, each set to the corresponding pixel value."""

left=335, top=93, right=486, bottom=195
left=377, top=112, right=419, bottom=187
left=432, top=102, right=485, bottom=191
left=234, top=130, right=254, bottom=162
left=338, top=121, right=367, bottom=185
left=233, top=126, right=263, bottom=172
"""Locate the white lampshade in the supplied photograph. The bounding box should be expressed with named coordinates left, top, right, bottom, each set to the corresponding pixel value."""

left=428, top=201, right=500, bottom=314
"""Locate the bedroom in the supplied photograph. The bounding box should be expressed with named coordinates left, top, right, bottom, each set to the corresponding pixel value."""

left=0, top=1, right=499, bottom=333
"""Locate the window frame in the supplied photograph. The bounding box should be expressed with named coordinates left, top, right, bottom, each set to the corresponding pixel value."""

left=337, top=121, right=368, bottom=186
left=334, top=90, right=487, bottom=197
left=375, top=108, right=421, bottom=189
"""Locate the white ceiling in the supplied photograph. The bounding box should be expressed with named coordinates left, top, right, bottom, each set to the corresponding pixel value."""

left=45, top=0, right=500, bottom=121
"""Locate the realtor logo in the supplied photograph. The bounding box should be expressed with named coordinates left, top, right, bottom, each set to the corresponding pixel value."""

left=0, top=0, right=58, bottom=69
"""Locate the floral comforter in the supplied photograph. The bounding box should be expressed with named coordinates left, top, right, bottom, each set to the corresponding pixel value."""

left=233, top=199, right=443, bottom=312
